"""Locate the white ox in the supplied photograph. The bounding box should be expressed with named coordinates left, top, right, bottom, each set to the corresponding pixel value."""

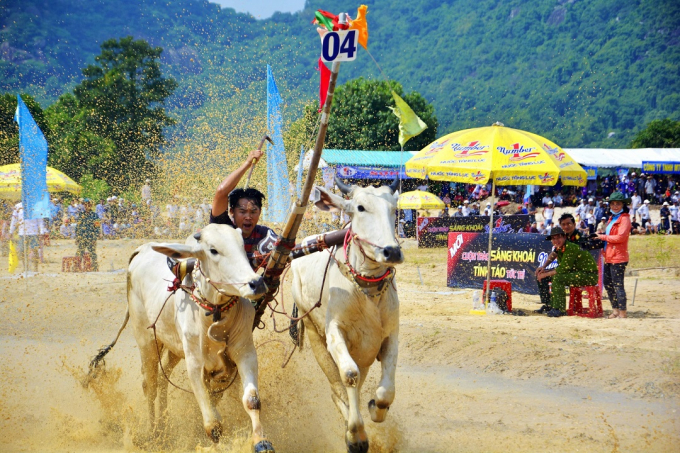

left=125, top=223, right=274, bottom=451
left=291, top=178, right=403, bottom=453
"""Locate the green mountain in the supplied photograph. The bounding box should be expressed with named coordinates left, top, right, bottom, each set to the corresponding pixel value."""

left=2, top=0, right=679, bottom=149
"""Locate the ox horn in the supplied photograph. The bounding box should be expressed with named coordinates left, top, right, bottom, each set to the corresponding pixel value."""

left=193, top=232, right=202, bottom=241
left=334, top=176, right=353, bottom=195
left=388, top=176, right=400, bottom=194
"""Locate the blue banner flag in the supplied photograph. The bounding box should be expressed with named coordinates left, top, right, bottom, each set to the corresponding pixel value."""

left=14, top=95, right=50, bottom=219
left=296, top=145, right=305, bottom=199
left=266, top=65, right=292, bottom=223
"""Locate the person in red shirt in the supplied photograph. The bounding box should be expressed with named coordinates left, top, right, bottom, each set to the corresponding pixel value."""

left=597, top=191, right=632, bottom=318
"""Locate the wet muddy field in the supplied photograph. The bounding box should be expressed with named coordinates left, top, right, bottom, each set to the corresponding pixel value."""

left=1, top=238, right=678, bottom=452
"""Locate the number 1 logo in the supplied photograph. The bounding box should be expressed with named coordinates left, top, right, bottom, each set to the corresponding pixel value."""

left=321, top=30, right=358, bottom=62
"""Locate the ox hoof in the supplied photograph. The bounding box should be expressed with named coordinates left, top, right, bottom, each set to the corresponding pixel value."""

left=208, top=424, right=222, bottom=443
left=368, top=398, right=390, bottom=422
left=254, top=439, right=275, bottom=453
left=346, top=437, right=369, bottom=453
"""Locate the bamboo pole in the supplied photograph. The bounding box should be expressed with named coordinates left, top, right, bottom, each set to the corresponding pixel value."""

left=485, top=179, right=495, bottom=308
left=253, top=61, right=342, bottom=328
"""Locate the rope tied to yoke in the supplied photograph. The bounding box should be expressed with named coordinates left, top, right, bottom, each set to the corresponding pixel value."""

left=147, top=258, right=251, bottom=394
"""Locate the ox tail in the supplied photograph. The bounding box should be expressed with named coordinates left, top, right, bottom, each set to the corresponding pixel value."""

left=82, top=308, right=129, bottom=387
left=82, top=249, right=140, bottom=388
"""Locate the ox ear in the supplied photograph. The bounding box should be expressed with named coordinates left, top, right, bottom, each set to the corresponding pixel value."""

left=313, top=186, right=350, bottom=213
left=152, top=243, right=199, bottom=260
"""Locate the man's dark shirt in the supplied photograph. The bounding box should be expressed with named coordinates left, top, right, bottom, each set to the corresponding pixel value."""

left=566, top=230, right=587, bottom=247
left=210, top=209, right=273, bottom=258
left=76, top=211, right=99, bottom=242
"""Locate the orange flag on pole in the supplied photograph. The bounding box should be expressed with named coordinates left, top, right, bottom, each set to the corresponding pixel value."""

left=349, top=5, right=369, bottom=49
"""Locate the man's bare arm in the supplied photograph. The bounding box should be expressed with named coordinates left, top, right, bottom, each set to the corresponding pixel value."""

left=211, top=149, right=264, bottom=217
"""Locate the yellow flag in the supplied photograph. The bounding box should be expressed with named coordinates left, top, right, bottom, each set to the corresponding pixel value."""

left=390, top=91, right=427, bottom=148
left=349, top=5, right=369, bottom=49
left=8, top=240, right=18, bottom=273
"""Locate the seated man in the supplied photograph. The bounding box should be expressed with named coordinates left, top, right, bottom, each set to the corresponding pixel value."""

left=534, top=213, right=586, bottom=314
left=537, top=227, right=599, bottom=317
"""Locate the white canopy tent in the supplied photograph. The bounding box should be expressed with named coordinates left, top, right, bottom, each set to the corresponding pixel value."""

left=304, top=148, right=679, bottom=172
left=564, top=148, right=680, bottom=168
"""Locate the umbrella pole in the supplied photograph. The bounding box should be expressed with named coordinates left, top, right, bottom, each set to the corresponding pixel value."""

left=485, top=179, right=495, bottom=308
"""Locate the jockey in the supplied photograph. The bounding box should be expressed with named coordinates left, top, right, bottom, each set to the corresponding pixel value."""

left=210, top=148, right=277, bottom=265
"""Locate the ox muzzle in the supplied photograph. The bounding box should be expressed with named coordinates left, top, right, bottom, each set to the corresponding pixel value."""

left=381, top=245, right=404, bottom=264
left=244, top=275, right=267, bottom=298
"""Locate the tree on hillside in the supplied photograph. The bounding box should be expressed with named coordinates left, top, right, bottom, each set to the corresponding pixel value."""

left=46, top=93, right=117, bottom=185
left=71, top=36, right=177, bottom=190
left=0, top=93, right=50, bottom=166
left=326, top=78, right=438, bottom=151
left=286, top=79, right=438, bottom=153
left=630, top=119, right=680, bottom=148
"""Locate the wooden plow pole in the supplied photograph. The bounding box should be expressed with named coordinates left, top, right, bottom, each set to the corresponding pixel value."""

left=253, top=60, right=342, bottom=329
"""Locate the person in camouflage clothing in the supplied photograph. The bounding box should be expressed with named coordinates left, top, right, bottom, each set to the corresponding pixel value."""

left=75, top=199, right=100, bottom=271
left=537, top=227, right=598, bottom=317
left=534, top=213, right=587, bottom=313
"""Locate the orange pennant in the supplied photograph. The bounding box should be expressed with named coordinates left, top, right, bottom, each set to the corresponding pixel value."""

left=349, top=5, right=368, bottom=49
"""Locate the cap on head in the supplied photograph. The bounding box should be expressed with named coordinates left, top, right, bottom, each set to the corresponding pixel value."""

left=464, top=200, right=469, bottom=204
left=644, top=200, right=650, bottom=204
left=545, top=226, right=566, bottom=241
left=609, top=192, right=629, bottom=204
left=588, top=198, right=593, bottom=202
left=663, top=201, right=669, bottom=206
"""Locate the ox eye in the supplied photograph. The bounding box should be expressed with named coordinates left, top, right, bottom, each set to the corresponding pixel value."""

left=357, top=205, right=366, bottom=212
left=210, top=248, right=218, bottom=255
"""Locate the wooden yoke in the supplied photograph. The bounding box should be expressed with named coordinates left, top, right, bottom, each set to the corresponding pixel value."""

left=252, top=61, right=342, bottom=330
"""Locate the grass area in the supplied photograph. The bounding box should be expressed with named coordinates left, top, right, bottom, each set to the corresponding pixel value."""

left=628, top=235, right=680, bottom=269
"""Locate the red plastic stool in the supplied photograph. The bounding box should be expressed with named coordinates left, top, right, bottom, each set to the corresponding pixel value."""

left=567, top=286, right=603, bottom=318
left=80, top=253, right=92, bottom=272
left=62, top=256, right=80, bottom=272
left=482, top=279, right=512, bottom=312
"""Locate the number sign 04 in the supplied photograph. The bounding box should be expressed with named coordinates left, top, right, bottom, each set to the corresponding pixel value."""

left=321, top=29, right=358, bottom=62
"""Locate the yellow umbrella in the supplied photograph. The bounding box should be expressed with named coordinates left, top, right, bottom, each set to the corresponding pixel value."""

left=398, top=190, right=445, bottom=210
left=405, top=122, right=587, bottom=186
left=0, top=163, right=82, bottom=200
left=405, top=122, right=586, bottom=309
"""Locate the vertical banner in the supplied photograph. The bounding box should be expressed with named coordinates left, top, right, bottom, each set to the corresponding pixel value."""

left=266, top=65, right=292, bottom=223
left=15, top=95, right=50, bottom=219
left=322, top=166, right=335, bottom=190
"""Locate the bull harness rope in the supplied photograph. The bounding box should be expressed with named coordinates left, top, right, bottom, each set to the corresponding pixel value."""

left=146, top=260, right=255, bottom=395
left=334, top=228, right=397, bottom=298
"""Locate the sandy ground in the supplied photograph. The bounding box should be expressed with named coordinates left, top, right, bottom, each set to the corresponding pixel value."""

left=0, top=237, right=678, bottom=453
